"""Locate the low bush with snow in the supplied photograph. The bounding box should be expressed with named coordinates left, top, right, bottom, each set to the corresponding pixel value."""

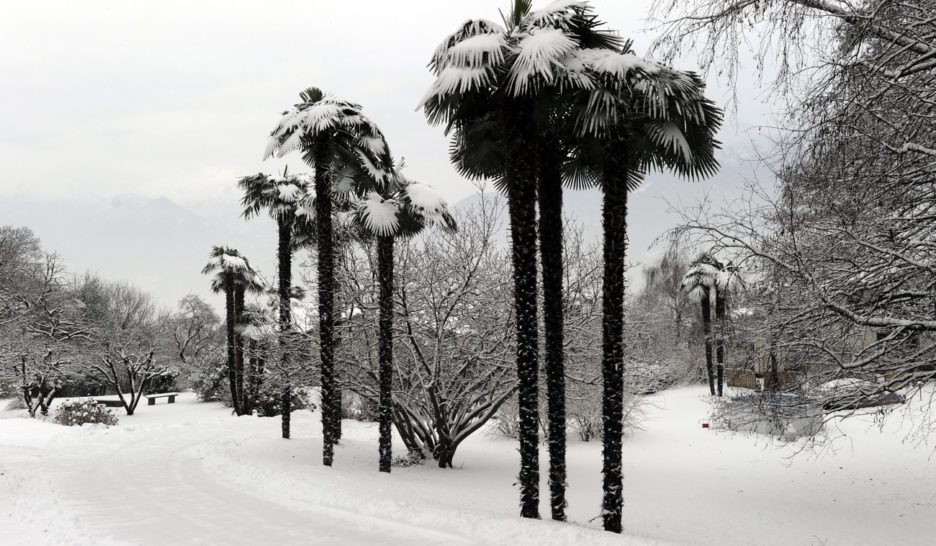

left=54, top=399, right=119, bottom=427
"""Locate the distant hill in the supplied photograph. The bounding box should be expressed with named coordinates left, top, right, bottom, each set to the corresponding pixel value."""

left=0, top=194, right=277, bottom=310
left=0, top=172, right=733, bottom=311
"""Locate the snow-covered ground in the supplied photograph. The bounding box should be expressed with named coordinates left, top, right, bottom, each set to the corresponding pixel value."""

left=1, top=387, right=934, bottom=545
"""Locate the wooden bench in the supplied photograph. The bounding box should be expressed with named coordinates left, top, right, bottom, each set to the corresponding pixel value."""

left=145, top=392, right=179, bottom=405
left=95, top=399, right=125, bottom=408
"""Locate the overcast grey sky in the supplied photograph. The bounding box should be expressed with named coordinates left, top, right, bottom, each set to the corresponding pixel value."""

left=0, top=0, right=774, bottom=306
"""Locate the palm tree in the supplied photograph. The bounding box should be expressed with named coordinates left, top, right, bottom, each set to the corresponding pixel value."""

left=681, top=254, right=722, bottom=396
left=265, top=88, right=391, bottom=463
left=421, top=0, right=613, bottom=519
left=714, top=261, right=740, bottom=396
left=355, top=171, right=456, bottom=473
left=568, top=43, right=722, bottom=532
left=202, top=246, right=263, bottom=416
left=238, top=303, right=274, bottom=416
left=239, top=172, right=311, bottom=438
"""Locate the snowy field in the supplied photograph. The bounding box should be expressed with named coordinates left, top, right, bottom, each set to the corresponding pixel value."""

left=2, top=387, right=934, bottom=546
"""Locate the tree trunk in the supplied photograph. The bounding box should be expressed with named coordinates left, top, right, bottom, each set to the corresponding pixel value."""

left=234, top=284, right=246, bottom=412
left=278, top=218, right=294, bottom=439
left=436, top=442, right=455, bottom=469
left=538, top=142, right=567, bottom=522
left=504, top=105, right=540, bottom=520
left=246, top=347, right=264, bottom=415
left=224, top=276, right=241, bottom=416
left=715, top=289, right=726, bottom=397
left=600, top=164, right=628, bottom=534
left=281, top=384, right=291, bottom=439
left=701, top=289, right=715, bottom=396
left=314, top=143, right=338, bottom=465
left=377, top=236, right=394, bottom=473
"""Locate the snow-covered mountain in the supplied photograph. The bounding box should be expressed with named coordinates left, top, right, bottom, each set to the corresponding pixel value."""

left=0, top=194, right=277, bottom=310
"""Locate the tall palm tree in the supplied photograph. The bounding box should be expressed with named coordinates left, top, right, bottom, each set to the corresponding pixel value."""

left=239, top=172, right=311, bottom=438
left=355, top=172, right=456, bottom=473
left=422, top=0, right=613, bottom=519
left=569, top=43, right=722, bottom=532
left=265, top=88, right=391, bottom=464
left=202, top=246, right=263, bottom=416
left=681, top=254, right=722, bottom=396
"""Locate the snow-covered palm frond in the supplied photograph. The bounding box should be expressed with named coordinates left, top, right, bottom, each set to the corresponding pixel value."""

left=239, top=172, right=311, bottom=221
left=240, top=323, right=277, bottom=341
left=524, top=0, right=588, bottom=28
left=277, top=183, right=303, bottom=203
left=430, top=19, right=506, bottom=73
left=419, top=66, right=496, bottom=108
left=507, top=27, right=578, bottom=96
left=645, top=121, right=692, bottom=164
left=359, top=134, right=388, bottom=157
left=355, top=192, right=401, bottom=237
left=447, top=32, right=510, bottom=69
left=400, top=183, right=457, bottom=232
left=294, top=193, right=316, bottom=222
left=716, top=263, right=742, bottom=291
left=356, top=149, right=391, bottom=186
left=265, top=95, right=368, bottom=160
left=681, top=254, right=723, bottom=297
left=579, top=49, right=661, bottom=79
left=330, top=165, right=358, bottom=195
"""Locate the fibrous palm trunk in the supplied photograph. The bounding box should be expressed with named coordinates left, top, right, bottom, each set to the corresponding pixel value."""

left=600, top=160, right=628, bottom=534
left=224, top=276, right=241, bottom=416
left=714, top=289, right=725, bottom=397
left=377, top=235, right=394, bottom=473
left=701, top=288, right=715, bottom=396
left=538, top=142, right=566, bottom=522
left=504, top=105, right=540, bottom=520
left=234, top=284, right=246, bottom=412
left=247, top=347, right=265, bottom=414
left=313, top=143, right=338, bottom=465
left=277, top=218, right=293, bottom=439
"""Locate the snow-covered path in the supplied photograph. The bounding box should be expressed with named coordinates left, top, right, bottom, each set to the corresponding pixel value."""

left=3, top=388, right=935, bottom=545
left=0, top=399, right=475, bottom=546
left=50, top=428, right=461, bottom=545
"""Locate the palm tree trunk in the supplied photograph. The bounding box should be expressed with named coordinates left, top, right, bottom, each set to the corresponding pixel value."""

left=377, top=235, right=394, bottom=473
left=314, top=144, right=338, bottom=465
left=224, top=276, right=241, bottom=416
left=234, top=284, right=246, bottom=412
left=538, top=143, right=566, bottom=522
left=277, top=218, right=293, bottom=439
left=504, top=105, right=540, bottom=520
left=701, top=288, right=715, bottom=396
left=600, top=167, right=628, bottom=534
left=281, top=385, right=291, bottom=439
left=715, top=289, right=726, bottom=397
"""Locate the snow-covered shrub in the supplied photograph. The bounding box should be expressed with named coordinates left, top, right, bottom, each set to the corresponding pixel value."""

left=5, top=397, right=26, bottom=411
left=625, top=361, right=678, bottom=395
left=55, top=399, right=119, bottom=427
left=570, top=399, right=602, bottom=441
left=392, top=451, right=426, bottom=468
left=254, top=385, right=315, bottom=417
left=568, top=386, right=646, bottom=442
left=341, top=392, right=378, bottom=422
left=713, top=392, right=823, bottom=441
left=190, top=364, right=228, bottom=402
